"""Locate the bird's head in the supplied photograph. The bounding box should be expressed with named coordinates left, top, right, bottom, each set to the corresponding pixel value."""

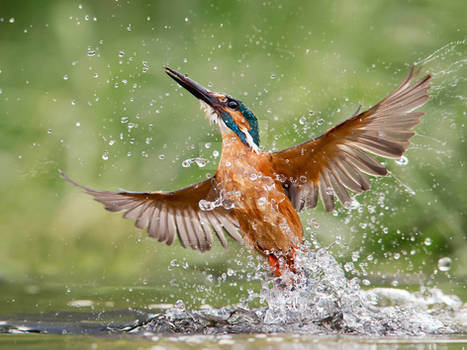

left=165, top=66, right=260, bottom=152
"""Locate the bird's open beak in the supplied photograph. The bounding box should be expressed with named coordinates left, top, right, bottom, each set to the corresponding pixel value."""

left=164, top=66, right=219, bottom=108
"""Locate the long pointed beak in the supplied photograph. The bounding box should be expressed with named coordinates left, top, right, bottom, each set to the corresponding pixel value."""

left=164, top=66, right=219, bottom=108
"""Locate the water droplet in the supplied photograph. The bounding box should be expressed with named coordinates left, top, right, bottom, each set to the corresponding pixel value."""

left=75, top=122, right=80, bottom=127
left=175, top=299, right=185, bottom=310
left=438, top=257, right=452, bottom=271
left=344, top=198, right=360, bottom=210
left=195, top=158, right=209, bottom=167
left=222, top=199, right=235, bottom=210
left=159, top=154, right=165, bottom=160
left=109, top=140, right=116, bottom=146
left=184, top=17, right=189, bottom=22
left=424, top=238, right=432, bottom=246
left=118, top=50, right=125, bottom=58
left=102, top=151, right=109, bottom=160
left=120, top=117, right=128, bottom=123
left=87, top=48, right=96, bottom=56
left=316, top=118, right=324, bottom=126
left=142, top=61, right=150, bottom=73
left=344, top=262, right=354, bottom=272
left=212, top=150, right=219, bottom=158
left=71, top=100, right=76, bottom=106
left=395, top=156, right=408, bottom=166
left=63, top=74, right=69, bottom=80
left=335, top=235, right=342, bottom=245
left=204, top=142, right=211, bottom=149
left=9, top=17, right=15, bottom=24
left=299, top=116, right=307, bottom=125
left=47, top=129, right=52, bottom=135
left=182, top=157, right=209, bottom=168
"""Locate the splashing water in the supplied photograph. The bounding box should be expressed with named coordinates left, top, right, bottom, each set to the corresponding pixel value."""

left=181, top=157, right=209, bottom=168
left=126, top=248, right=465, bottom=336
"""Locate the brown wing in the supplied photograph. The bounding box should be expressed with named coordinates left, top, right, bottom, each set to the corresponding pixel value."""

left=59, top=170, right=242, bottom=252
left=271, top=66, right=431, bottom=212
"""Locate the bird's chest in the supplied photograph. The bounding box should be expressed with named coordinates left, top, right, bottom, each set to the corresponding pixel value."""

left=216, top=151, right=283, bottom=207
left=215, top=150, right=303, bottom=251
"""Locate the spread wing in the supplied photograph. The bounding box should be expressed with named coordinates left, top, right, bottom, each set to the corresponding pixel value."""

left=271, top=66, right=431, bottom=212
left=60, top=170, right=242, bottom=252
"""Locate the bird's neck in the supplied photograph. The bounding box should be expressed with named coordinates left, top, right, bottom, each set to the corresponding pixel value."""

left=220, top=131, right=249, bottom=158
left=218, top=130, right=264, bottom=170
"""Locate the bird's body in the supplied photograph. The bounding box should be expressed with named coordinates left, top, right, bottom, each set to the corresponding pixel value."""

left=61, top=65, right=431, bottom=277
left=216, top=137, right=303, bottom=260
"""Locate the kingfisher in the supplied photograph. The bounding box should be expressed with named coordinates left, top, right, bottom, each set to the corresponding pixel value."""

left=61, top=65, right=431, bottom=277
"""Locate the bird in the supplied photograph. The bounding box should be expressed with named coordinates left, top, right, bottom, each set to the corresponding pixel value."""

left=61, top=65, right=431, bottom=277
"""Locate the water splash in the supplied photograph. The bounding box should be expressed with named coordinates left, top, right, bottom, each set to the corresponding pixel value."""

left=387, top=170, right=416, bottom=195
left=181, top=157, right=209, bottom=168
left=127, top=249, right=465, bottom=336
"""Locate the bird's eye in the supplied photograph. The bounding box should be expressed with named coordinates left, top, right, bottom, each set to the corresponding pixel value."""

left=227, top=100, right=239, bottom=109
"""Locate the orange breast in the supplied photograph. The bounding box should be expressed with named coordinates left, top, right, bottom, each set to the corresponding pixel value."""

left=216, top=140, right=303, bottom=255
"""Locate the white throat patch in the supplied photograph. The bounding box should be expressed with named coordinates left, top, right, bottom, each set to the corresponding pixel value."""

left=199, top=100, right=219, bottom=126
left=240, top=126, right=261, bottom=154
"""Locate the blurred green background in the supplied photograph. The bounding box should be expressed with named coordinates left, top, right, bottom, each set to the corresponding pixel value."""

left=0, top=0, right=465, bottom=306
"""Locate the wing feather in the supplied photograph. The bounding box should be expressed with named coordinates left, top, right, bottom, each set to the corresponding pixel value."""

left=60, top=170, right=242, bottom=252
left=205, top=211, right=228, bottom=248
left=166, top=209, right=177, bottom=245
left=134, top=203, right=154, bottom=230
left=197, top=212, right=214, bottom=249
left=272, top=66, right=431, bottom=211
left=146, top=205, right=160, bottom=237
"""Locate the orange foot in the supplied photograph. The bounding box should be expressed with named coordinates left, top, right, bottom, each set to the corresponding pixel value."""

left=267, top=248, right=297, bottom=277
